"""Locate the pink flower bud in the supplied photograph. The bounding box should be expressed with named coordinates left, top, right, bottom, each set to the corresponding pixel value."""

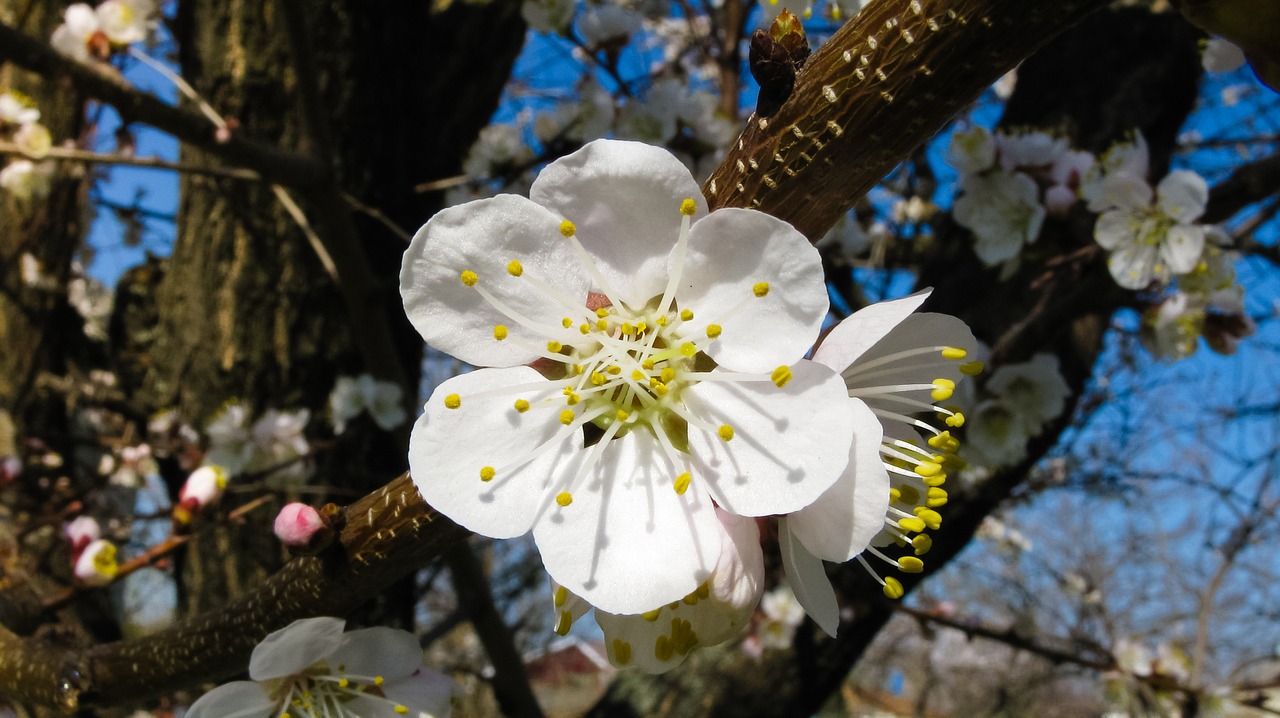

left=274, top=502, right=327, bottom=549
left=178, top=465, right=228, bottom=510
left=0, top=456, right=20, bottom=484
left=74, top=539, right=118, bottom=586
left=64, top=515, right=101, bottom=553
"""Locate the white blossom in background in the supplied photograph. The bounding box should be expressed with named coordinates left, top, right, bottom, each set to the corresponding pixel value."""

left=579, top=4, right=643, bottom=46
left=73, top=538, right=118, bottom=586
left=329, top=374, right=406, bottom=434
left=1092, top=169, right=1209, bottom=289
left=953, top=171, right=1046, bottom=265
left=816, top=211, right=871, bottom=264
left=177, top=465, right=228, bottom=513
left=975, top=515, right=1032, bottom=553
left=1141, top=292, right=1202, bottom=360
left=0, top=91, right=40, bottom=127
left=50, top=4, right=102, bottom=62
left=402, top=139, right=856, bottom=623
left=984, top=353, right=1069, bottom=430
left=1081, top=133, right=1149, bottom=209
left=0, top=159, right=53, bottom=201
left=204, top=403, right=254, bottom=473
left=616, top=78, right=684, bottom=143
left=757, top=584, right=806, bottom=650
left=95, top=0, right=154, bottom=45
left=1044, top=150, right=1094, bottom=215
left=891, top=195, right=936, bottom=225
left=550, top=509, right=764, bottom=673
left=994, top=130, right=1067, bottom=172
left=521, top=0, right=576, bottom=34
left=251, top=409, right=312, bottom=482
left=462, top=124, right=534, bottom=180
left=68, top=270, right=114, bottom=341
left=1202, top=37, right=1247, bottom=73
left=944, top=126, right=997, bottom=175
left=964, top=399, right=1030, bottom=468
left=187, top=617, right=455, bottom=718
left=64, top=515, right=101, bottom=552
left=536, top=79, right=616, bottom=145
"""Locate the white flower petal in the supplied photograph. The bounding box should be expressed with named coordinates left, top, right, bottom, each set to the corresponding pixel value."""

left=334, top=627, right=422, bottom=682
left=1093, top=210, right=1133, bottom=250
left=186, top=681, right=274, bottom=718
left=381, top=669, right=456, bottom=718
left=410, top=367, right=580, bottom=539
left=530, top=140, right=706, bottom=307
left=534, top=429, right=722, bottom=615
left=1090, top=171, right=1152, bottom=213
left=401, top=194, right=591, bottom=367
left=684, top=360, right=853, bottom=517
left=1108, top=242, right=1158, bottom=290
left=1161, top=224, right=1205, bottom=275
left=788, top=400, right=889, bottom=562
left=676, top=208, right=827, bottom=372
left=1156, top=170, right=1208, bottom=223
left=778, top=518, right=839, bottom=637
left=344, top=693, right=420, bottom=718
left=812, top=291, right=930, bottom=373
left=248, top=617, right=344, bottom=680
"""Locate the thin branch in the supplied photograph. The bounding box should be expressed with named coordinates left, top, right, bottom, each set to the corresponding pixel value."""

left=0, top=142, right=262, bottom=181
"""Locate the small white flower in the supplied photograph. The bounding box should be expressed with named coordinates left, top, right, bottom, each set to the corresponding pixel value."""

left=1202, top=37, right=1246, bottom=73
left=462, top=124, right=533, bottom=180
left=1, top=160, right=52, bottom=201
left=580, top=4, right=643, bottom=46
left=945, top=126, right=996, bottom=175
left=205, top=403, right=253, bottom=474
left=757, top=584, right=805, bottom=649
left=402, top=139, right=854, bottom=616
left=953, top=171, right=1046, bottom=265
left=816, top=211, right=870, bottom=263
left=1081, top=134, right=1149, bottom=210
left=65, top=515, right=102, bottom=550
left=1141, top=292, right=1202, bottom=360
left=187, top=617, right=455, bottom=718
left=1093, top=169, right=1209, bottom=289
left=0, top=91, right=40, bottom=126
left=95, top=0, right=154, bottom=46
left=616, top=78, right=685, bottom=144
left=178, top=465, right=228, bottom=510
left=995, top=131, right=1067, bottom=171
left=74, top=538, right=118, bottom=586
left=522, top=0, right=576, bottom=33
left=330, top=374, right=406, bottom=434
left=984, top=353, right=1069, bottom=429
left=1113, top=638, right=1153, bottom=677
left=251, top=409, right=312, bottom=482
left=964, top=399, right=1029, bottom=468
left=50, top=4, right=103, bottom=62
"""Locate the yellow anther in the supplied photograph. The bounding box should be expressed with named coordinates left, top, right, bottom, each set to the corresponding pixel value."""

left=753, top=281, right=770, bottom=297
left=597, top=319, right=609, bottom=331
left=606, top=365, right=622, bottom=375
left=706, top=324, right=722, bottom=339
left=914, top=462, right=943, bottom=478
left=616, top=409, right=630, bottom=422
left=547, top=340, right=563, bottom=353
left=460, top=270, right=478, bottom=286
left=374, top=676, right=385, bottom=686
left=556, top=491, right=573, bottom=507
left=642, top=359, right=656, bottom=370
left=395, top=706, right=409, bottom=715
left=674, top=472, right=692, bottom=495
left=680, top=309, right=694, bottom=321
left=898, top=485, right=920, bottom=506
left=573, top=364, right=585, bottom=375
left=562, top=317, right=574, bottom=328
left=338, top=678, right=349, bottom=688
left=579, top=323, right=591, bottom=334
left=912, top=534, right=933, bottom=555
left=944, top=411, right=965, bottom=427
left=554, top=609, right=573, bottom=636
left=960, top=361, right=985, bottom=376
left=596, top=307, right=610, bottom=318
left=507, top=260, right=524, bottom=277
left=941, top=346, right=967, bottom=360
left=680, top=342, right=697, bottom=357
left=898, top=517, right=926, bottom=533
left=613, top=639, right=632, bottom=665
left=493, top=325, right=508, bottom=341
left=926, top=488, right=948, bottom=507
left=554, top=585, right=569, bottom=607
left=444, top=394, right=461, bottom=409
left=559, top=409, right=575, bottom=425
left=680, top=198, right=697, bottom=216
left=888, top=487, right=902, bottom=503
left=696, top=582, right=710, bottom=599
left=682, top=591, right=699, bottom=605
left=882, top=576, right=905, bottom=599
left=898, top=556, right=925, bottom=573
left=566, top=393, right=580, bottom=406
left=927, top=431, right=959, bottom=452
left=921, top=473, right=947, bottom=488
left=654, top=635, right=674, bottom=661
left=913, top=508, right=942, bottom=530
left=622, top=322, right=634, bottom=335
left=632, top=370, right=647, bottom=381
left=718, top=424, right=735, bottom=441
left=635, top=321, right=647, bottom=333
left=661, top=367, right=676, bottom=383
left=771, top=365, right=793, bottom=388
left=930, top=378, right=955, bottom=401
left=656, top=315, right=668, bottom=326
left=653, top=382, right=669, bottom=397
left=480, top=466, right=496, bottom=482
left=591, top=372, right=606, bottom=386
left=641, top=608, right=662, bottom=622
left=559, top=219, right=576, bottom=237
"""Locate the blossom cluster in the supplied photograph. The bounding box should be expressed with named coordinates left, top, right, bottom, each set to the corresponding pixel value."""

left=205, top=403, right=314, bottom=486
left=402, top=139, right=979, bottom=672
left=0, top=90, right=55, bottom=202
left=959, top=352, right=1069, bottom=470
left=50, top=0, right=154, bottom=63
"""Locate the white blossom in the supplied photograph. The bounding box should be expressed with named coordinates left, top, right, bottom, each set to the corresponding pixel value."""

left=945, top=126, right=996, bottom=175
left=0, top=91, right=40, bottom=127
left=1093, top=170, right=1209, bottom=289
left=580, top=4, right=643, bottom=46
left=329, top=374, right=406, bottom=434
left=74, top=538, right=118, bottom=586
left=953, top=171, right=1046, bottom=265
left=984, top=353, right=1069, bottom=429
left=1202, top=37, right=1247, bottom=73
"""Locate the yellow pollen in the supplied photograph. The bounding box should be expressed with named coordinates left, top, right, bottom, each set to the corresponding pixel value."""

left=444, top=394, right=461, bottom=409
left=493, top=325, right=508, bottom=341
left=706, top=324, right=722, bottom=339
left=680, top=342, right=697, bottom=357
left=631, top=370, right=646, bottom=381
left=616, top=409, right=629, bottom=422
left=930, top=378, right=955, bottom=401
left=507, top=260, right=524, bottom=277
left=898, top=517, right=926, bottom=533
left=395, top=707, right=409, bottom=715
left=898, top=556, right=925, bottom=573
left=636, top=321, right=647, bottom=333
left=661, top=367, right=676, bottom=383
left=642, top=359, right=656, bottom=370
left=940, top=346, right=967, bottom=360
left=680, top=309, right=694, bottom=321
left=514, top=398, right=530, bottom=413
left=674, top=472, right=692, bottom=495
left=559, top=409, right=575, bottom=425
left=960, top=361, right=985, bottom=375
left=556, top=491, right=573, bottom=506
left=555, top=609, right=573, bottom=636
left=622, top=322, right=634, bottom=335
left=559, top=219, right=576, bottom=237
left=566, top=393, right=580, bottom=406
left=642, top=608, right=662, bottom=621
left=753, top=281, right=770, bottom=297
left=718, top=424, right=735, bottom=441
left=547, top=341, right=563, bottom=353
left=888, top=487, right=902, bottom=503
left=944, top=411, right=965, bottom=427
left=338, top=678, right=349, bottom=688
left=771, top=365, right=793, bottom=388
left=914, top=508, right=943, bottom=530
left=460, top=270, right=478, bottom=286
left=912, top=534, right=933, bottom=555
left=613, top=639, right=632, bottom=665
left=926, top=488, right=948, bottom=507
left=653, top=382, right=669, bottom=397
left=596, top=307, right=610, bottom=318
left=562, top=317, right=574, bottom=328
left=591, top=372, right=606, bottom=386
left=914, top=462, right=942, bottom=478
left=606, top=365, right=622, bottom=375
left=680, top=198, right=697, bottom=215
left=656, top=315, right=668, bottom=326
left=882, top=577, right=905, bottom=599
left=573, top=364, right=585, bottom=375
left=374, top=676, right=385, bottom=686
left=597, top=318, right=609, bottom=331
left=577, top=323, right=590, bottom=334
left=480, top=466, right=495, bottom=482
left=554, top=585, right=569, bottom=607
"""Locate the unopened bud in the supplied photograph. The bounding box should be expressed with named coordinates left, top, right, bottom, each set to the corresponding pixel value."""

left=178, top=465, right=228, bottom=512
left=0, top=456, right=19, bottom=484
left=65, top=516, right=101, bottom=553
left=74, top=539, right=118, bottom=586
left=273, top=502, right=334, bottom=554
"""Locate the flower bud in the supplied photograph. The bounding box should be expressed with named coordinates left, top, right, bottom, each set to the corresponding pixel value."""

left=273, top=502, right=333, bottom=553
left=64, top=515, right=101, bottom=553
left=74, top=539, right=118, bottom=586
